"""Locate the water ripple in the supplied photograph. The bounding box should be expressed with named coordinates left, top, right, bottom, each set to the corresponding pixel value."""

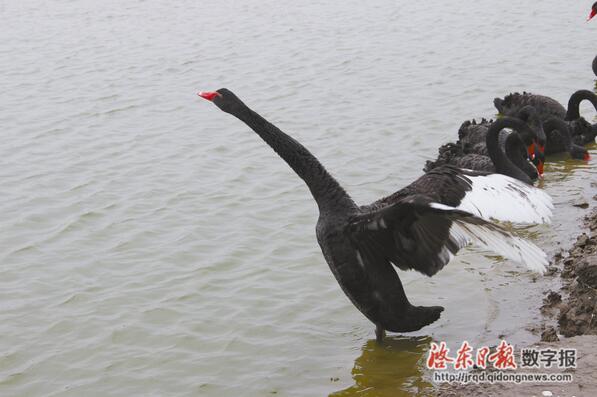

left=1, top=0, right=596, bottom=396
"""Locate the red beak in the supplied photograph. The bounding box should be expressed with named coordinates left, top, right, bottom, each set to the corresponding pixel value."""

left=537, top=161, right=544, bottom=177
left=527, top=143, right=535, bottom=158
left=584, top=153, right=591, bottom=161
left=535, top=144, right=545, bottom=177
left=198, top=91, right=221, bottom=101
left=588, top=9, right=596, bottom=21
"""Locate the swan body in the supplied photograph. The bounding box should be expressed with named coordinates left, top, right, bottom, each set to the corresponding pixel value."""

left=458, top=118, right=493, bottom=154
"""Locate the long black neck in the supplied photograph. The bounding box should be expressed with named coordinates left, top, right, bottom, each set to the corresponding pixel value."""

left=566, top=90, right=597, bottom=120
left=515, top=106, right=544, bottom=146
left=486, top=117, right=532, bottom=184
left=544, top=117, right=573, bottom=150
left=230, top=103, right=356, bottom=214
left=504, top=133, right=537, bottom=181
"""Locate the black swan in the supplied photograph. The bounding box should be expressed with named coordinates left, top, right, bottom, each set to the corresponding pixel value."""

left=592, top=55, right=597, bottom=77
left=199, top=88, right=553, bottom=342
left=424, top=117, right=538, bottom=184
left=434, top=113, right=542, bottom=176
left=494, top=91, right=597, bottom=147
left=542, top=117, right=590, bottom=160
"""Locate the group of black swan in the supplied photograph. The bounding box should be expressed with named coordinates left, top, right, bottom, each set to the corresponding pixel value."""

left=424, top=88, right=595, bottom=185
left=198, top=58, right=595, bottom=343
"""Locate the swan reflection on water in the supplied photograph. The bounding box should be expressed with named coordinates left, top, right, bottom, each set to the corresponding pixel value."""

left=330, top=336, right=434, bottom=397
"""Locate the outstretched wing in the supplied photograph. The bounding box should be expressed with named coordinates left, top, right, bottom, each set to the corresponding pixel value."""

left=346, top=194, right=547, bottom=277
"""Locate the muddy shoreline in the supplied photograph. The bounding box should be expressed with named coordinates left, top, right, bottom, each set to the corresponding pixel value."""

left=545, top=205, right=597, bottom=339
left=435, top=204, right=597, bottom=396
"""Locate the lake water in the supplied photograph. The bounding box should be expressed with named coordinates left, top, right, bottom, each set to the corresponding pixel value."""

left=1, top=0, right=596, bottom=396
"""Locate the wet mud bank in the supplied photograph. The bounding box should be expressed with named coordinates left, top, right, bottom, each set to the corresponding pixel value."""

left=551, top=207, right=597, bottom=338
left=436, top=205, right=597, bottom=396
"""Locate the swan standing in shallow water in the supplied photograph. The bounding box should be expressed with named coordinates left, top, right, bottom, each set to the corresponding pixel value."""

left=199, top=88, right=553, bottom=342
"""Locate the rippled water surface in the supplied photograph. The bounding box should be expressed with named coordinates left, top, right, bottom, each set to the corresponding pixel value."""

left=1, top=1, right=597, bottom=396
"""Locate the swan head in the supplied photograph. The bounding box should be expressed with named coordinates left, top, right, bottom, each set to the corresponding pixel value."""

left=516, top=105, right=546, bottom=147
left=570, top=118, right=594, bottom=142
left=569, top=145, right=591, bottom=161
left=198, top=88, right=247, bottom=115
left=588, top=2, right=597, bottom=21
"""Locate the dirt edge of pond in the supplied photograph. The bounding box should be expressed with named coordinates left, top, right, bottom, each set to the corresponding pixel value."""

left=435, top=205, right=597, bottom=397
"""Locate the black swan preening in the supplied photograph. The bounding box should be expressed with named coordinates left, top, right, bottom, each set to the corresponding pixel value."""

left=199, top=88, right=553, bottom=342
left=458, top=105, right=545, bottom=175
left=494, top=91, right=597, bottom=149
left=424, top=117, right=538, bottom=184
left=542, top=117, right=590, bottom=160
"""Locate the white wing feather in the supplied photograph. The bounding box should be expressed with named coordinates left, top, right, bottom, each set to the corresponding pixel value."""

left=456, top=173, right=553, bottom=225
left=430, top=202, right=548, bottom=273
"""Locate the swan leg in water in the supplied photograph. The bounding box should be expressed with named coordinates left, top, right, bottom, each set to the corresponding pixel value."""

left=376, top=324, right=386, bottom=343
